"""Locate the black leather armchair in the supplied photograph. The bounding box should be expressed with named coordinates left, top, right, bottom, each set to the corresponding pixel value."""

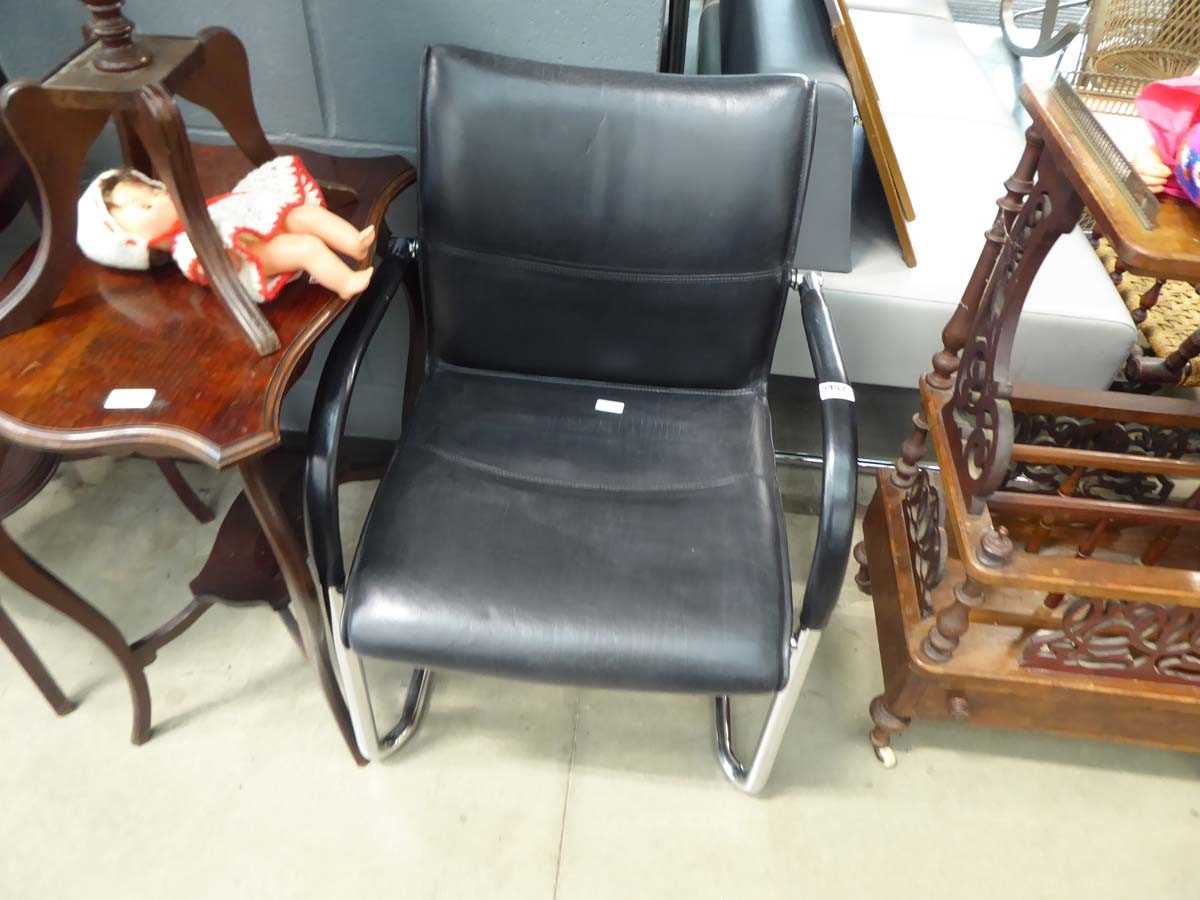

left=305, top=45, right=858, bottom=793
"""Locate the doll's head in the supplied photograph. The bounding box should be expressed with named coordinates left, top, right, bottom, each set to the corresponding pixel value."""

left=77, top=167, right=176, bottom=270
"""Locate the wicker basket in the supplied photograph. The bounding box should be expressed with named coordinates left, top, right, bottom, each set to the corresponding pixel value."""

left=1068, top=0, right=1200, bottom=114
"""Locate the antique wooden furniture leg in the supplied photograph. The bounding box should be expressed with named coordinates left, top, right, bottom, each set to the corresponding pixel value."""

left=0, top=441, right=74, bottom=717
left=173, top=28, right=273, bottom=167
left=172, top=27, right=357, bottom=211
left=0, top=522, right=151, bottom=743
left=1131, top=277, right=1165, bottom=324
left=132, top=85, right=279, bottom=356
left=189, top=452, right=307, bottom=653
left=1127, top=322, right=1200, bottom=385
left=860, top=490, right=924, bottom=767
left=240, top=457, right=367, bottom=765
left=155, top=460, right=214, bottom=524
left=0, top=599, right=75, bottom=715
left=0, top=85, right=108, bottom=336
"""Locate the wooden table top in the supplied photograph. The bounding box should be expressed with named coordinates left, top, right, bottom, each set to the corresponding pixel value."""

left=0, top=144, right=414, bottom=468
left=1023, top=84, right=1200, bottom=281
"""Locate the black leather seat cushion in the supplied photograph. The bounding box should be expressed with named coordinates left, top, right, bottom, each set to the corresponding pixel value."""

left=344, top=364, right=792, bottom=694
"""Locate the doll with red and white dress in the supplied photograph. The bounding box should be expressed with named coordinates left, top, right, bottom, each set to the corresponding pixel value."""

left=1132, top=73, right=1200, bottom=203
left=77, top=154, right=374, bottom=301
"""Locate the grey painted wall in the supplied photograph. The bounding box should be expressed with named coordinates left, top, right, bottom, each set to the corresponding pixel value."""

left=0, top=0, right=665, bottom=437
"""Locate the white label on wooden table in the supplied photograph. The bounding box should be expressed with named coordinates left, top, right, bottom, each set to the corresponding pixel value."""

left=818, top=382, right=855, bottom=403
left=595, top=398, right=625, bottom=415
left=103, top=388, right=156, bottom=410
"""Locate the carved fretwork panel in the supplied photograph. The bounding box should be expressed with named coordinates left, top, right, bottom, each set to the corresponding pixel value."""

left=900, top=469, right=947, bottom=618
left=946, top=146, right=1085, bottom=511
left=1003, top=412, right=1200, bottom=504
left=1023, top=596, right=1200, bottom=686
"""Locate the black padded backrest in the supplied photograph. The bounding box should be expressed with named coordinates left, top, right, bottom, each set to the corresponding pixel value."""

left=418, top=45, right=817, bottom=389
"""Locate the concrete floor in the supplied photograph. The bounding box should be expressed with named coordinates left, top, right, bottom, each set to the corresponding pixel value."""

left=1, top=458, right=1198, bottom=899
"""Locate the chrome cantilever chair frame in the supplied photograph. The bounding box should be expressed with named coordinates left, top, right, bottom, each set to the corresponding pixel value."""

left=715, top=271, right=857, bottom=793
left=307, top=255, right=858, bottom=788
left=305, top=246, right=432, bottom=763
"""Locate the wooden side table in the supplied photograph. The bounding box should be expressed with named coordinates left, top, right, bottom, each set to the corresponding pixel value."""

left=857, top=83, right=1200, bottom=765
left=0, top=143, right=414, bottom=764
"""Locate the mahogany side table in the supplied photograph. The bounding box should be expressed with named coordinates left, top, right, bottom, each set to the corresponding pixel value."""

left=0, top=143, right=414, bottom=764
left=857, top=83, right=1200, bottom=765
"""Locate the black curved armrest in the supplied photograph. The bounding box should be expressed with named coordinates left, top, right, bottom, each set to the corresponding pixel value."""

left=305, top=244, right=415, bottom=596
left=794, top=270, right=858, bottom=632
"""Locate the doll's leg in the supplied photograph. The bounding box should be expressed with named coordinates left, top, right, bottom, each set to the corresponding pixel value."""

left=256, top=234, right=374, bottom=301
left=284, top=205, right=375, bottom=260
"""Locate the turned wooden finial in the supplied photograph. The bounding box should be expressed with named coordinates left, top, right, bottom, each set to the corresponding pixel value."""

left=81, top=0, right=151, bottom=72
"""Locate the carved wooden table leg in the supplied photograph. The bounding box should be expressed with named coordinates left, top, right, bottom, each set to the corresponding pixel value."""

left=155, top=460, right=214, bottom=524
left=0, top=598, right=75, bottom=715
left=0, top=523, right=151, bottom=743
left=239, top=457, right=367, bottom=766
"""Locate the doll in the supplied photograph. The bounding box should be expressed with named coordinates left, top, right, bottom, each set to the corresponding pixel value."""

left=1132, top=75, right=1200, bottom=203
left=76, top=155, right=374, bottom=301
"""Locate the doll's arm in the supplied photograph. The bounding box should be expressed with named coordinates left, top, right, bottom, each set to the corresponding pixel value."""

left=1133, top=144, right=1172, bottom=193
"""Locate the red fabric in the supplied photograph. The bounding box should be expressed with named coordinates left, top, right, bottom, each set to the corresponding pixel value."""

left=1135, top=76, right=1200, bottom=200
left=154, top=158, right=328, bottom=301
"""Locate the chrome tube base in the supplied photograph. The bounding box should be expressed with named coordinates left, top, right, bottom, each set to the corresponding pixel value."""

left=714, top=628, right=822, bottom=795
left=327, top=587, right=432, bottom=762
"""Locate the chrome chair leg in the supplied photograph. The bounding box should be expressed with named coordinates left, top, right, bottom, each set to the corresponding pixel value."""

left=327, top=586, right=432, bottom=762
left=714, top=628, right=822, bottom=795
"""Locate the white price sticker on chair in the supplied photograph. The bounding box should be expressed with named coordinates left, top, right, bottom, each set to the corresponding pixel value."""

left=594, top=398, right=624, bottom=415
left=818, top=382, right=855, bottom=403
left=103, top=388, right=156, bottom=410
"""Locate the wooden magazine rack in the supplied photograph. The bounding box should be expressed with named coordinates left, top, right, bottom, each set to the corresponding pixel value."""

left=857, top=86, right=1200, bottom=765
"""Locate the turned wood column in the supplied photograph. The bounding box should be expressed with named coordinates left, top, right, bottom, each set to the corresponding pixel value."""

left=890, top=127, right=1045, bottom=493
left=921, top=575, right=983, bottom=663
left=892, top=411, right=929, bottom=489
left=81, top=0, right=151, bottom=72
left=920, top=526, right=1012, bottom=664
left=927, top=126, right=1044, bottom=391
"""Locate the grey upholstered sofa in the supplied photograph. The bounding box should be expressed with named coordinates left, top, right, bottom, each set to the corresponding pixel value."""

left=700, top=0, right=1136, bottom=393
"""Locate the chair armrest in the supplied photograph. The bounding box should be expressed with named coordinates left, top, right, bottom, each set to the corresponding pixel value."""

left=305, top=243, right=415, bottom=595
left=794, top=270, right=858, bottom=631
